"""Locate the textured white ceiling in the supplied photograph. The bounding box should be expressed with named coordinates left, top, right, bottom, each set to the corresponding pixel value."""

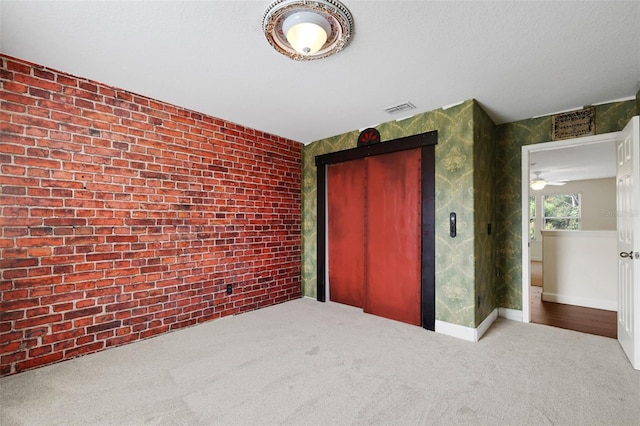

left=529, top=140, right=616, bottom=185
left=1, top=0, right=639, bottom=147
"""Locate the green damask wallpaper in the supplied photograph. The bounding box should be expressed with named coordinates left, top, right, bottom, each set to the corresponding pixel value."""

left=473, top=102, right=496, bottom=325
left=494, top=99, right=638, bottom=310
left=302, top=99, right=492, bottom=328
left=303, top=94, right=638, bottom=328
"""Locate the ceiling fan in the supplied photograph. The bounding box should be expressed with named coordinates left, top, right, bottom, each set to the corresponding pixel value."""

left=530, top=171, right=567, bottom=190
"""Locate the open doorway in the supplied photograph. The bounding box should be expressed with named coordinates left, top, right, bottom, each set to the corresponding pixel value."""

left=521, top=132, right=620, bottom=337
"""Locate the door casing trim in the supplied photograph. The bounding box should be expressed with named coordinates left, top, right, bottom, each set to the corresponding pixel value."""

left=520, top=131, right=620, bottom=323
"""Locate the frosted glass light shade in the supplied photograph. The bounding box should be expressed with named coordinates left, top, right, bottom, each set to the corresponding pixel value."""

left=282, top=12, right=331, bottom=55
left=530, top=180, right=547, bottom=190
left=262, top=0, right=353, bottom=61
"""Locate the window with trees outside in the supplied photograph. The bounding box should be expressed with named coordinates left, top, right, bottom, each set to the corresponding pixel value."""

left=543, top=194, right=581, bottom=230
left=529, top=195, right=536, bottom=240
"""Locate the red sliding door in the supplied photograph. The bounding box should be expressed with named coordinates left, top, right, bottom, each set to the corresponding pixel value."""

left=365, top=148, right=422, bottom=325
left=327, top=160, right=366, bottom=308
left=327, top=148, right=422, bottom=326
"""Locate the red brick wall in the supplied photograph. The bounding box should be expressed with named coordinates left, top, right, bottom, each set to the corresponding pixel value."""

left=0, top=55, right=302, bottom=376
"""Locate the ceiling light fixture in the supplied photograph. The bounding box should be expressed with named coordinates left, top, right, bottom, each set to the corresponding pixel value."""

left=530, top=171, right=547, bottom=190
left=263, top=0, right=354, bottom=61
left=530, top=179, right=547, bottom=191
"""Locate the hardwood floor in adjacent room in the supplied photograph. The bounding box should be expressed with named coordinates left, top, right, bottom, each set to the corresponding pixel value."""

left=530, top=261, right=617, bottom=339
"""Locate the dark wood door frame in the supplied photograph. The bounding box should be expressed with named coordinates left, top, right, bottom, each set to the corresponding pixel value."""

left=315, top=131, right=437, bottom=331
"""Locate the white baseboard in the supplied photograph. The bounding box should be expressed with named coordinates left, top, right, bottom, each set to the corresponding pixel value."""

left=498, top=307, right=523, bottom=322
left=476, top=308, right=498, bottom=339
left=435, top=308, right=498, bottom=342
left=542, top=292, right=616, bottom=312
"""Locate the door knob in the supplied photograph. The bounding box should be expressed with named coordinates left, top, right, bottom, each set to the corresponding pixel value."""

left=620, top=251, right=634, bottom=258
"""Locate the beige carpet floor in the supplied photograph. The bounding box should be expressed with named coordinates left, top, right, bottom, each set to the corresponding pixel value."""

left=1, top=297, right=639, bottom=425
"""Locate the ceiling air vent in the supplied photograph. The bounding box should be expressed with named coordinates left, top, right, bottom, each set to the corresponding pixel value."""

left=383, top=101, right=416, bottom=115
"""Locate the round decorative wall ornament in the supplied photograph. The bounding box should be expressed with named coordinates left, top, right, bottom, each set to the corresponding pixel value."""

left=357, top=128, right=381, bottom=147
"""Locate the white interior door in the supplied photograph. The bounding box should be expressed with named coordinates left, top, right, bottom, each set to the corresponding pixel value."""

left=616, top=116, right=640, bottom=370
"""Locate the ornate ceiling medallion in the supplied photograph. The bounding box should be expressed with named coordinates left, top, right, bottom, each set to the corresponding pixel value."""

left=263, top=0, right=354, bottom=61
